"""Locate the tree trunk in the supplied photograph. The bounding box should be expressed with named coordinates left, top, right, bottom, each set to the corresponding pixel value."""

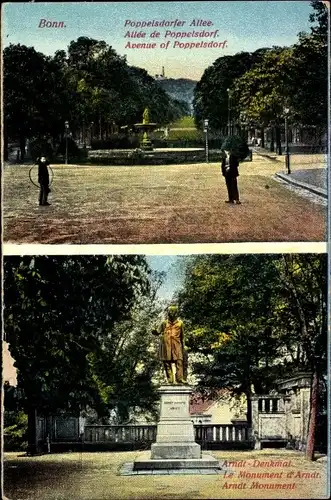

left=306, top=371, right=318, bottom=460
left=19, top=135, right=26, bottom=163
left=269, top=127, right=275, bottom=152
left=83, top=121, right=86, bottom=147
left=261, top=128, right=265, bottom=148
left=276, top=126, right=282, bottom=155
left=245, top=388, right=252, bottom=425
left=27, top=406, right=38, bottom=455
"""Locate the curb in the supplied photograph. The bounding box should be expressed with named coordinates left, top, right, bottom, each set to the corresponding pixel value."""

left=253, top=149, right=281, bottom=162
left=275, top=172, right=327, bottom=199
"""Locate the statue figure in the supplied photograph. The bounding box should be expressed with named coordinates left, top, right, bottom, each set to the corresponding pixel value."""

left=142, top=107, right=150, bottom=125
left=152, top=305, right=188, bottom=385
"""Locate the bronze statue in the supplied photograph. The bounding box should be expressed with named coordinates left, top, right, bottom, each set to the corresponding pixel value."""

left=142, top=107, right=150, bottom=124
left=152, top=305, right=188, bottom=385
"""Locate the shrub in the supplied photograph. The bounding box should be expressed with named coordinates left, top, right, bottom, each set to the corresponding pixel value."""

left=30, top=138, right=54, bottom=161
left=221, top=135, right=250, bottom=162
left=57, top=137, right=80, bottom=158
left=167, top=129, right=204, bottom=141
left=4, top=411, right=28, bottom=451
left=91, top=134, right=140, bottom=150
left=170, top=116, right=195, bottom=128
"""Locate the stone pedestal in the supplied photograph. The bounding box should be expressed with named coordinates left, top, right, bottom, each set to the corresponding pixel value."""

left=134, top=385, right=220, bottom=470
left=151, top=385, right=200, bottom=460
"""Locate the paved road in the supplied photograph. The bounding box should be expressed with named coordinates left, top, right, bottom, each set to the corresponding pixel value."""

left=287, top=168, right=326, bottom=190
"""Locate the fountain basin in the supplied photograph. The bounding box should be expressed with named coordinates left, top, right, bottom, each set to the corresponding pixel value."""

left=87, top=147, right=222, bottom=165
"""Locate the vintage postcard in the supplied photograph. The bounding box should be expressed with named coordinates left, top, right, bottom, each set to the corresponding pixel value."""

left=1, top=1, right=330, bottom=500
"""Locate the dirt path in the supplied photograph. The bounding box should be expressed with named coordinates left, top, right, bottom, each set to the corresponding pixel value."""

left=3, top=156, right=326, bottom=244
left=4, top=449, right=328, bottom=499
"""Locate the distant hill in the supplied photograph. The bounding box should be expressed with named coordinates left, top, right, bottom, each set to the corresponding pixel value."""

left=155, top=78, right=197, bottom=113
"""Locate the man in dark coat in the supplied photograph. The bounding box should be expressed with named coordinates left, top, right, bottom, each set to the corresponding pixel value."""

left=221, top=149, right=241, bottom=204
left=37, top=156, right=51, bottom=206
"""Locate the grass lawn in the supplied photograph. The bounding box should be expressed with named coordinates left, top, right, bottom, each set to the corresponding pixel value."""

left=4, top=449, right=328, bottom=499
left=3, top=155, right=326, bottom=244
left=169, top=116, right=196, bottom=128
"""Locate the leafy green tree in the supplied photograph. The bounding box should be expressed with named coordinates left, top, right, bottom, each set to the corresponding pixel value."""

left=3, top=36, right=188, bottom=157
left=3, top=386, right=28, bottom=451
left=178, top=254, right=327, bottom=433
left=67, top=37, right=108, bottom=71
left=178, top=255, right=284, bottom=422
left=288, top=1, right=328, bottom=133
left=4, top=256, right=157, bottom=452
left=273, top=254, right=327, bottom=460
left=3, top=44, right=66, bottom=160
left=233, top=47, right=293, bottom=153
left=87, top=295, right=162, bottom=423
left=193, top=49, right=270, bottom=132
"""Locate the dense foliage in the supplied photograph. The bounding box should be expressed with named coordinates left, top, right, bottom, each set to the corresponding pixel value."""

left=178, top=253, right=327, bottom=452
left=3, top=37, right=188, bottom=161
left=193, top=1, right=328, bottom=143
left=4, top=256, right=162, bottom=422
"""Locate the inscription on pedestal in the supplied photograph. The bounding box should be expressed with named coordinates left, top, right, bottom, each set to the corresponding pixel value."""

left=161, top=398, right=189, bottom=418
left=164, top=401, right=186, bottom=411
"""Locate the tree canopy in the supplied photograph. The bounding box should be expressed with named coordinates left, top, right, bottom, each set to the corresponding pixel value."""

left=178, top=254, right=327, bottom=426
left=193, top=1, right=328, bottom=135
left=4, top=256, right=161, bottom=421
left=3, top=36, right=187, bottom=159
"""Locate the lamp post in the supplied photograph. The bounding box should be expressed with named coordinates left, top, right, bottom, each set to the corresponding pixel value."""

left=284, top=108, right=290, bottom=174
left=90, top=122, right=94, bottom=146
left=82, top=119, right=86, bottom=148
left=64, top=120, right=69, bottom=165
left=239, top=112, right=247, bottom=139
left=227, top=88, right=231, bottom=136
left=204, top=119, right=209, bottom=163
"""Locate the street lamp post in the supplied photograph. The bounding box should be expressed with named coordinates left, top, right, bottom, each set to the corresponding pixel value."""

left=204, top=119, right=209, bottom=163
left=64, top=120, right=69, bottom=165
left=90, top=122, right=94, bottom=146
left=284, top=108, right=290, bottom=174
left=227, top=88, right=231, bottom=136
left=83, top=119, right=86, bottom=148
left=239, top=112, right=247, bottom=139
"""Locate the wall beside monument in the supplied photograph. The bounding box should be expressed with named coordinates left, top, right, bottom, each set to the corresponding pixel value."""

left=251, top=372, right=313, bottom=450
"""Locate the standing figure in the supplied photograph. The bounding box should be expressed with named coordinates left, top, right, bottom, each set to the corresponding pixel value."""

left=37, top=156, right=51, bottom=206
left=221, top=149, right=241, bottom=205
left=152, top=305, right=188, bottom=385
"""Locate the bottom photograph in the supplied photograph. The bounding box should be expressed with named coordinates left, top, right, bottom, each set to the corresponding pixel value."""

left=3, top=253, right=329, bottom=500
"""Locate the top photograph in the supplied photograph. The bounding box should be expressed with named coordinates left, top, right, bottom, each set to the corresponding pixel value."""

left=2, top=0, right=328, bottom=245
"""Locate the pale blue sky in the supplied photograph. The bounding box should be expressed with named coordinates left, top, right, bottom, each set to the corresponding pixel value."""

left=146, top=255, right=189, bottom=301
left=2, top=1, right=314, bottom=79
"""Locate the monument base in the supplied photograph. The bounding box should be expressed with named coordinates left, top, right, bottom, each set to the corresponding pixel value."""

left=133, top=384, right=220, bottom=471
left=151, top=442, right=201, bottom=460
left=134, top=453, right=220, bottom=470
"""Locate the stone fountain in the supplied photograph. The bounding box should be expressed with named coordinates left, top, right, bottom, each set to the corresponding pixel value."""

left=134, top=107, right=157, bottom=151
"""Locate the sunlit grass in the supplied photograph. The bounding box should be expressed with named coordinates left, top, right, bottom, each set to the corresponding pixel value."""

left=3, top=158, right=326, bottom=244
left=4, top=449, right=328, bottom=500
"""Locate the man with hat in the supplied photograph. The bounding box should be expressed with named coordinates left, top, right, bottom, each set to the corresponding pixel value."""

left=221, top=149, right=241, bottom=204
left=37, top=156, right=51, bottom=206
